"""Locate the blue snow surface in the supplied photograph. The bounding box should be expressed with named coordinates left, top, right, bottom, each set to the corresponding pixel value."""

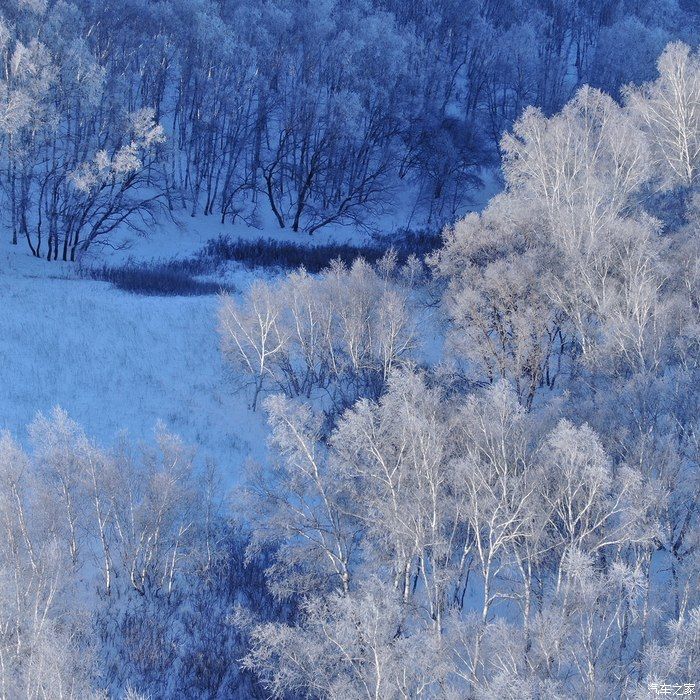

left=0, top=172, right=497, bottom=485
left=0, top=217, right=273, bottom=486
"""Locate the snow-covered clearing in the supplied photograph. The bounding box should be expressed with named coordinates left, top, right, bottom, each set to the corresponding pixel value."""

left=0, top=178, right=493, bottom=482
left=0, top=233, right=269, bottom=482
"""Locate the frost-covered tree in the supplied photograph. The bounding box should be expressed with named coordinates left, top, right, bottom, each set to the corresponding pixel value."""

left=219, top=255, right=419, bottom=414
left=430, top=199, right=570, bottom=406
left=626, top=42, right=700, bottom=191
left=4, top=0, right=694, bottom=248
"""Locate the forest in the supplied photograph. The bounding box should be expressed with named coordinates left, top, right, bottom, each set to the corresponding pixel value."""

left=0, top=0, right=699, bottom=698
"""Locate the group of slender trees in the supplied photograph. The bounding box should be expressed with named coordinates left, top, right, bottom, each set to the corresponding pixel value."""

left=1, top=1, right=700, bottom=698
left=0, top=406, right=285, bottom=698
left=4, top=38, right=698, bottom=700
left=1, top=0, right=698, bottom=259
left=218, top=42, right=700, bottom=698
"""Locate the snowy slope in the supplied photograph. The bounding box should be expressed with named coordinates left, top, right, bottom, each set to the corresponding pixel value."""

left=0, top=236, right=269, bottom=484
left=0, top=173, right=496, bottom=483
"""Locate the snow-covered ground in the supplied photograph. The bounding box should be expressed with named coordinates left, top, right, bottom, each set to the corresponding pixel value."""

left=96, top=198, right=391, bottom=266
left=0, top=175, right=497, bottom=484
left=0, top=233, right=270, bottom=484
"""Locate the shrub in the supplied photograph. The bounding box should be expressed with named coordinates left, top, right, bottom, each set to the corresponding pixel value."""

left=83, top=261, right=234, bottom=296
left=203, top=228, right=440, bottom=272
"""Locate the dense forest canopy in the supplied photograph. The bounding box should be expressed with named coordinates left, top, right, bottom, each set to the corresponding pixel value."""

left=0, top=1, right=700, bottom=699
left=214, top=40, right=700, bottom=696
left=1, top=0, right=698, bottom=256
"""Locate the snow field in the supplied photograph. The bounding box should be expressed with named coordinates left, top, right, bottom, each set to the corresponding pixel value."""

left=0, top=255, right=268, bottom=482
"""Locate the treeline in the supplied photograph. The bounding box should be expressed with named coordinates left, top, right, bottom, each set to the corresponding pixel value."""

left=2, top=41, right=698, bottom=699
left=1, top=0, right=698, bottom=258
left=0, top=408, right=284, bottom=698
left=217, top=43, right=700, bottom=698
